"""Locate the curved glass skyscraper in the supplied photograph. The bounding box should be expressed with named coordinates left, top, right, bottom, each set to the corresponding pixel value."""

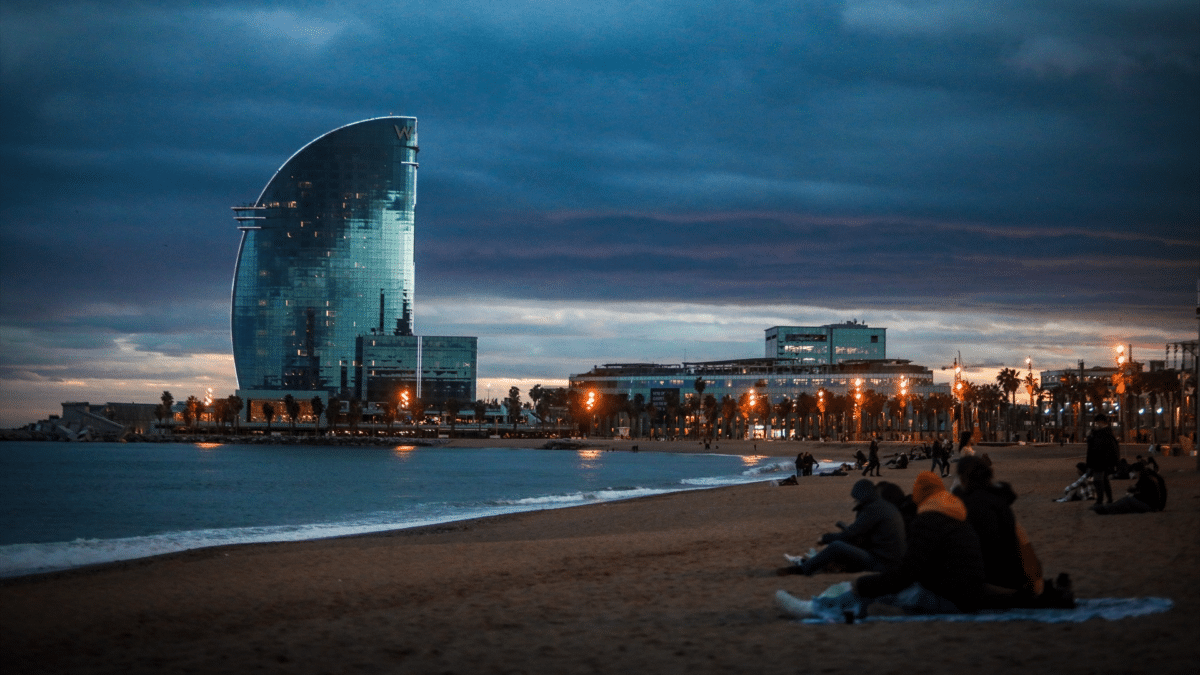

left=231, top=117, right=418, bottom=391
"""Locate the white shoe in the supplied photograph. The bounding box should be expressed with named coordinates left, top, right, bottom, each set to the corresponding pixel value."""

left=783, top=553, right=806, bottom=566
left=775, top=590, right=814, bottom=618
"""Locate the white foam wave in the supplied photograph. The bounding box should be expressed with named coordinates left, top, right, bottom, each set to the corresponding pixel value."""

left=742, top=461, right=793, bottom=476
left=0, top=461, right=782, bottom=579
left=0, top=515, right=499, bottom=579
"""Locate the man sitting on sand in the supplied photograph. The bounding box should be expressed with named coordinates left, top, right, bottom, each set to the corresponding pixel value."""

left=1093, top=467, right=1167, bottom=515
left=1056, top=462, right=1095, bottom=503
left=779, top=479, right=905, bottom=576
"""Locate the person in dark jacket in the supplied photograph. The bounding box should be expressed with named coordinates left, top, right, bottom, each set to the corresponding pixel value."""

left=862, top=437, right=882, bottom=476
left=1093, top=468, right=1167, bottom=515
left=953, top=457, right=1026, bottom=592
left=780, top=479, right=905, bottom=576
left=853, top=471, right=985, bottom=614
left=1086, top=413, right=1120, bottom=505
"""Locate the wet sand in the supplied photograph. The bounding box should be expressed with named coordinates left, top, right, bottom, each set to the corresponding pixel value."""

left=2, top=442, right=1197, bottom=674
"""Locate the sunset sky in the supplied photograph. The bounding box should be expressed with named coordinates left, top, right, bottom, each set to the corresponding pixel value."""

left=2, top=1, right=1197, bottom=426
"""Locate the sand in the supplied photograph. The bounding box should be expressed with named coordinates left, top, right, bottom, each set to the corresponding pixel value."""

left=2, top=441, right=1197, bottom=674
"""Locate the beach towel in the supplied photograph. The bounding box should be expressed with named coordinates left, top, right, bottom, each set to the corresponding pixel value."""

left=785, top=595, right=1173, bottom=624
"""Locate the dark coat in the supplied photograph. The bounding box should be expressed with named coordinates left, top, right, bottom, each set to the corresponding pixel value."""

left=1086, top=426, right=1120, bottom=472
left=1132, top=471, right=1167, bottom=511
left=959, top=482, right=1025, bottom=590
left=820, top=496, right=907, bottom=568
left=856, top=510, right=986, bottom=612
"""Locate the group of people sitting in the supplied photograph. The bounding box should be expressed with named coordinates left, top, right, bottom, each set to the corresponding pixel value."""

left=776, top=412, right=1173, bottom=620
left=776, top=457, right=1074, bottom=620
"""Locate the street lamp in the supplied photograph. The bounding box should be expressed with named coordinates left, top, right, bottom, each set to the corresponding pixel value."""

left=898, top=376, right=909, bottom=439
left=747, top=388, right=757, bottom=440
left=854, top=378, right=864, bottom=441
left=817, top=389, right=827, bottom=440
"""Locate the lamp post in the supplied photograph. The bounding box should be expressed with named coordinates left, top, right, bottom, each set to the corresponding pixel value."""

left=586, top=390, right=596, bottom=437
left=898, top=376, right=909, bottom=440
left=854, top=378, right=864, bottom=441
left=817, top=388, right=827, bottom=441
left=952, top=359, right=964, bottom=445
left=1114, top=344, right=1129, bottom=442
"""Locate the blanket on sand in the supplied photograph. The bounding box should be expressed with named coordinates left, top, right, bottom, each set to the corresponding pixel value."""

left=794, top=597, right=1173, bottom=624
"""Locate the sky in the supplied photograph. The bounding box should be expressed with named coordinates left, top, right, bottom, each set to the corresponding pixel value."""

left=1, top=0, right=1198, bottom=426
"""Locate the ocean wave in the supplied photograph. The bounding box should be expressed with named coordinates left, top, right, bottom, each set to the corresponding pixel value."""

left=0, top=516, right=490, bottom=579
left=742, top=461, right=794, bottom=476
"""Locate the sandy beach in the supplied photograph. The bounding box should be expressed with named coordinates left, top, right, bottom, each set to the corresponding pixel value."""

left=2, top=441, right=1197, bottom=674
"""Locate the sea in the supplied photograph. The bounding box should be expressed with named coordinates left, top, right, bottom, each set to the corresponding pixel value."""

left=0, top=441, right=792, bottom=578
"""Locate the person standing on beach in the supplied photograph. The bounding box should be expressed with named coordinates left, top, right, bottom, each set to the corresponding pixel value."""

left=1086, top=413, right=1120, bottom=506
left=863, top=437, right=881, bottom=476
left=779, top=479, right=905, bottom=576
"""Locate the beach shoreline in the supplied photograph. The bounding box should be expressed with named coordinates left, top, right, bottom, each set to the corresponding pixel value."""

left=2, top=443, right=1197, bottom=674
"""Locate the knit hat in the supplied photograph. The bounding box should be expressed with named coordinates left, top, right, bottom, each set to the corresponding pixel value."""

left=850, top=479, right=876, bottom=502
left=912, top=471, right=945, bottom=506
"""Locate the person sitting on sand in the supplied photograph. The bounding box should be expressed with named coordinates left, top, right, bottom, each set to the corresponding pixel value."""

left=779, top=479, right=905, bottom=576
left=1093, top=467, right=1167, bottom=515
left=854, top=450, right=868, bottom=470
left=953, top=456, right=1064, bottom=608
left=1128, top=454, right=1159, bottom=476
left=875, top=480, right=916, bottom=534
left=776, top=471, right=986, bottom=619
left=1056, top=462, right=1095, bottom=503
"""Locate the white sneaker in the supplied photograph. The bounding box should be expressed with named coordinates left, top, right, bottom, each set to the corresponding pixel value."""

left=775, top=590, right=814, bottom=618
left=783, top=553, right=806, bottom=566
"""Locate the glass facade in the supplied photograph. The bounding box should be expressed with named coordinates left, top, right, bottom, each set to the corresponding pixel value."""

left=231, top=117, right=419, bottom=391
left=765, top=323, right=886, bottom=363
left=355, top=335, right=478, bottom=404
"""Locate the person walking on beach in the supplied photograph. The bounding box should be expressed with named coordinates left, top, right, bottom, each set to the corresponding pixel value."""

left=779, top=479, right=905, bottom=576
left=931, top=437, right=950, bottom=477
left=863, top=437, right=881, bottom=477
left=1086, top=413, right=1120, bottom=506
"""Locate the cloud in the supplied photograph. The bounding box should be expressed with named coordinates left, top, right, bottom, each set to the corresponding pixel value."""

left=1, top=0, right=1196, bottom=427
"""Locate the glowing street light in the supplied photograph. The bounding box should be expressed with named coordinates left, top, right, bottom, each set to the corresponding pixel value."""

left=854, top=378, right=864, bottom=441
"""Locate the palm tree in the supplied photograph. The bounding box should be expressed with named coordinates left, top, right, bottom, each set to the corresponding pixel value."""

left=720, top=395, right=736, bottom=439
left=925, top=393, right=954, bottom=439
left=795, top=392, right=817, bottom=440
left=703, top=393, right=717, bottom=441
left=997, top=368, right=1021, bottom=439
left=380, top=401, right=397, bottom=434
left=326, top=395, right=342, bottom=433
left=506, top=386, right=522, bottom=432
left=976, top=384, right=1004, bottom=441
left=283, top=394, right=300, bottom=433
left=261, top=401, right=276, bottom=433
left=693, top=377, right=707, bottom=439
left=631, top=393, right=646, bottom=439
left=864, top=390, right=887, bottom=436
left=908, top=394, right=925, bottom=440
left=226, top=395, right=243, bottom=433
left=775, top=397, right=794, bottom=440
left=185, top=395, right=205, bottom=432
left=445, top=397, right=463, bottom=437
left=474, top=399, right=488, bottom=435
left=212, top=398, right=230, bottom=430
left=310, top=396, right=325, bottom=434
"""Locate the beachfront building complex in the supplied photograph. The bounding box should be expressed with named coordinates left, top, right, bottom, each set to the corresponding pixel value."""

left=230, top=117, right=476, bottom=415
left=570, top=323, right=943, bottom=407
